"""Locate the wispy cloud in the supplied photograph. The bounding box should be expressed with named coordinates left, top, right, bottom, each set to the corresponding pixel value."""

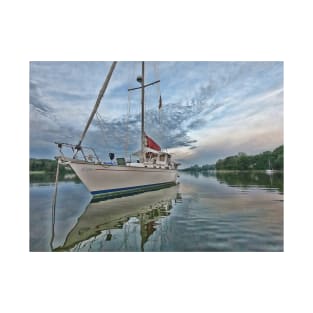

left=29, top=61, right=283, bottom=165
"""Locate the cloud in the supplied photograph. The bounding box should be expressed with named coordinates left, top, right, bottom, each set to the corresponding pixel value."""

left=29, top=80, right=53, bottom=116
left=172, top=84, right=283, bottom=165
left=29, top=61, right=283, bottom=166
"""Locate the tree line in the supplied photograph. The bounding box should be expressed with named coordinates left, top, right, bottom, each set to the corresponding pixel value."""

left=216, top=145, right=283, bottom=170
left=30, top=158, right=70, bottom=175
left=181, top=163, right=216, bottom=172
left=30, top=158, right=79, bottom=183
left=182, top=145, right=283, bottom=171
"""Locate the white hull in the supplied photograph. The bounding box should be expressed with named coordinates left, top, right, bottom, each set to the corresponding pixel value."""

left=63, top=158, right=178, bottom=197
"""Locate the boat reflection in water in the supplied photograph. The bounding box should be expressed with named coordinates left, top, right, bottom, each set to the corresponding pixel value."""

left=53, top=186, right=181, bottom=252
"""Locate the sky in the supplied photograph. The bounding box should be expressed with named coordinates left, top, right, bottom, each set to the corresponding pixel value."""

left=29, top=61, right=283, bottom=167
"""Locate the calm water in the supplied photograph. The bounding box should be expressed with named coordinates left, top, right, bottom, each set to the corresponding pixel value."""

left=29, top=171, right=283, bottom=252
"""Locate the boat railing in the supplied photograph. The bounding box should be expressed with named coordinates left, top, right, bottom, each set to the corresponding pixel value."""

left=55, top=142, right=101, bottom=163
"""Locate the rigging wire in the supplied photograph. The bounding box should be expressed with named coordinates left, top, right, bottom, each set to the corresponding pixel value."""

left=153, top=61, right=165, bottom=149
left=95, top=111, right=109, bottom=147
left=124, top=61, right=138, bottom=159
left=125, top=84, right=131, bottom=159
left=95, top=110, right=122, bottom=143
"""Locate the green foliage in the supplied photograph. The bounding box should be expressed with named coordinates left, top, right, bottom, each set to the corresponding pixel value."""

left=182, top=163, right=216, bottom=172
left=201, top=164, right=215, bottom=171
left=215, top=145, right=283, bottom=170
left=29, top=158, right=72, bottom=175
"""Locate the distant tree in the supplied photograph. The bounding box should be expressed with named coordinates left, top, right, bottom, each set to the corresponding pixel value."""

left=201, top=164, right=215, bottom=171
left=182, top=163, right=215, bottom=172
left=237, top=153, right=249, bottom=170
left=214, top=145, right=283, bottom=171
left=216, top=159, right=224, bottom=170
left=30, top=158, right=72, bottom=175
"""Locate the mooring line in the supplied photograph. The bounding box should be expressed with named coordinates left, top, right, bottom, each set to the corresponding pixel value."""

left=50, top=158, right=60, bottom=251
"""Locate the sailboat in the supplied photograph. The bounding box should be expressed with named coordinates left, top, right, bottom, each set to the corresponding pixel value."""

left=55, top=62, right=179, bottom=199
left=265, top=159, right=275, bottom=175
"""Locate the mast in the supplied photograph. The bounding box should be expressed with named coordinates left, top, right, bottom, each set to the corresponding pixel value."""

left=141, top=61, right=145, bottom=162
left=76, top=61, right=117, bottom=150
left=127, top=61, right=160, bottom=162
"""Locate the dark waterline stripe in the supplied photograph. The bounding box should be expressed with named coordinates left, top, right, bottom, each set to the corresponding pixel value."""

left=91, top=181, right=175, bottom=195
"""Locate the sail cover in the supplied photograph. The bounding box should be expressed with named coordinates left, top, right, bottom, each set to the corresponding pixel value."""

left=145, top=134, right=161, bottom=151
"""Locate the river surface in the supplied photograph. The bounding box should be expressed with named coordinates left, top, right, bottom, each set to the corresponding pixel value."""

left=29, top=171, right=283, bottom=252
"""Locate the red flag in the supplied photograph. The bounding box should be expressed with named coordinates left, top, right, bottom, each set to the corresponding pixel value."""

left=145, top=134, right=161, bottom=151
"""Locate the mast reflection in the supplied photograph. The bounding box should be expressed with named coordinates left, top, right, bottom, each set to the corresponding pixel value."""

left=53, top=186, right=181, bottom=251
